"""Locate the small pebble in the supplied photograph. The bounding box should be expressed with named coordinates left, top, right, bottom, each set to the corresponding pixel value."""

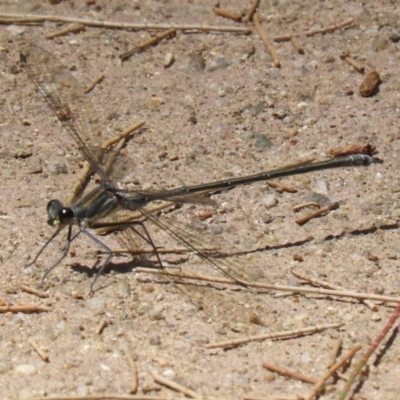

left=389, top=31, right=400, bottom=43
left=254, top=134, right=273, bottom=152
left=6, top=24, right=25, bottom=35
left=272, top=109, right=288, bottom=119
left=164, top=52, right=174, bottom=68
left=14, top=148, right=32, bottom=158
left=149, top=335, right=161, bottom=345
left=217, top=89, right=226, bottom=97
left=187, top=53, right=205, bottom=72
left=262, top=194, right=278, bottom=209
left=148, top=307, right=165, bottom=321
left=27, top=157, right=42, bottom=174
left=47, top=160, right=68, bottom=175
left=162, top=368, right=176, bottom=379
left=206, top=53, right=229, bottom=72
left=100, top=363, right=111, bottom=371
left=210, top=225, right=223, bottom=235
left=314, top=178, right=329, bottom=195
left=297, top=101, right=309, bottom=109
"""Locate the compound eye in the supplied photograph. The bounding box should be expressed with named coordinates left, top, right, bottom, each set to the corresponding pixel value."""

left=47, top=200, right=63, bottom=220
left=46, top=200, right=74, bottom=226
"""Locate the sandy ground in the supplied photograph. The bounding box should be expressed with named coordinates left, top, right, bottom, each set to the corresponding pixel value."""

left=0, top=1, right=400, bottom=399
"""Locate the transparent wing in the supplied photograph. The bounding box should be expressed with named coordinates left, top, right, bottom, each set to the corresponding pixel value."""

left=20, top=46, right=111, bottom=184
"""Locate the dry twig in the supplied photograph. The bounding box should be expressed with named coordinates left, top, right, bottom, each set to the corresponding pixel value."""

left=20, top=284, right=48, bottom=298
left=274, top=17, right=354, bottom=42
left=126, top=345, right=138, bottom=394
left=338, top=301, right=400, bottom=400
left=339, top=50, right=365, bottom=73
left=28, top=338, right=49, bottom=362
left=84, top=74, right=105, bottom=94
left=291, top=269, right=378, bottom=311
left=152, top=372, right=202, bottom=399
left=306, top=344, right=362, bottom=400
left=243, top=0, right=261, bottom=23
left=213, top=7, right=241, bottom=22
left=120, top=28, right=177, bottom=61
left=267, top=180, right=297, bottom=193
left=0, top=304, right=50, bottom=313
left=206, top=323, right=343, bottom=349
left=45, top=22, right=85, bottom=39
left=290, top=35, right=304, bottom=54
left=0, top=12, right=252, bottom=33
left=292, top=202, right=322, bottom=212
left=295, top=202, right=339, bottom=226
left=253, top=13, right=280, bottom=67
left=328, top=143, right=376, bottom=158
left=95, top=319, right=108, bottom=334
left=262, top=361, right=317, bottom=384
left=134, top=267, right=400, bottom=304
left=28, top=395, right=168, bottom=400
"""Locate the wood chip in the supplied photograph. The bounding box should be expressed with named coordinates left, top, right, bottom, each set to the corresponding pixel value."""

left=360, top=70, right=381, bottom=97
left=328, top=143, right=376, bottom=158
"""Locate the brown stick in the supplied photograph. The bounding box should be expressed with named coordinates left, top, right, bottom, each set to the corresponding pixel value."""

left=27, top=395, right=168, bottom=400
left=339, top=50, right=365, bottom=73
left=152, top=372, right=202, bottom=399
left=295, top=202, right=339, bottom=226
left=0, top=304, right=51, bottom=313
left=95, top=319, right=108, bottom=334
left=243, top=0, right=261, bottom=23
left=20, top=284, right=49, bottom=298
left=120, top=28, right=177, bottom=61
left=306, top=344, right=362, bottom=400
left=28, top=339, right=49, bottom=362
left=45, top=22, right=85, bottom=39
left=253, top=13, right=281, bottom=67
left=135, top=267, right=400, bottom=304
left=274, top=17, right=354, bottom=42
left=126, top=346, right=138, bottom=394
left=84, top=74, right=105, bottom=94
left=262, top=361, right=317, bottom=384
left=328, top=143, right=376, bottom=158
left=101, top=121, right=145, bottom=149
left=291, top=269, right=378, bottom=311
left=292, top=202, right=322, bottom=212
left=206, top=323, right=344, bottom=349
left=0, top=12, right=253, bottom=33
left=266, top=180, right=297, bottom=193
left=290, top=35, right=304, bottom=54
left=213, top=7, right=241, bottom=22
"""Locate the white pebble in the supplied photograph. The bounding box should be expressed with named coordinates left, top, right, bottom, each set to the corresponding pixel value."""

left=15, top=364, right=36, bottom=375
left=100, top=363, right=111, bottom=371
left=297, top=101, right=309, bottom=109
left=314, top=178, right=329, bottom=195
left=162, top=368, right=176, bottom=379
left=262, top=194, right=278, bottom=209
